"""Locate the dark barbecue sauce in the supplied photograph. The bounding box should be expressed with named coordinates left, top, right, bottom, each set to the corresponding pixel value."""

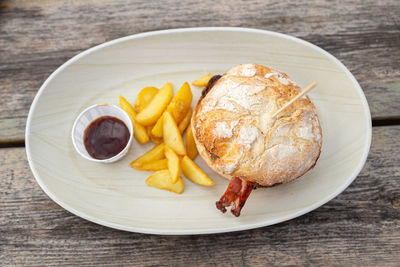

left=84, top=116, right=130, bottom=160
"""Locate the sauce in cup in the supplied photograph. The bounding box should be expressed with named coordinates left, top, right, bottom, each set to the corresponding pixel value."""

left=84, top=116, right=130, bottom=160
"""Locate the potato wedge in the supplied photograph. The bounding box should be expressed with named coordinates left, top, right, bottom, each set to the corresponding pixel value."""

left=165, top=146, right=181, bottom=183
left=145, top=126, right=161, bottom=144
left=119, top=95, right=149, bottom=144
left=139, top=159, right=168, bottom=171
left=151, top=82, right=193, bottom=137
left=181, top=156, right=214, bottom=186
left=151, top=135, right=162, bottom=145
left=151, top=112, right=164, bottom=138
left=192, top=73, right=212, bottom=87
left=130, top=143, right=165, bottom=169
left=136, top=82, right=173, bottom=126
left=146, top=125, right=153, bottom=137
left=163, top=111, right=186, bottom=155
left=186, top=124, right=198, bottom=160
left=135, top=86, right=159, bottom=113
left=167, top=82, right=193, bottom=123
left=178, top=108, right=192, bottom=134
left=146, top=170, right=184, bottom=194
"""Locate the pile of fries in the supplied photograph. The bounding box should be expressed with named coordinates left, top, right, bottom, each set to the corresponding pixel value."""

left=119, top=74, right=213, bottom=194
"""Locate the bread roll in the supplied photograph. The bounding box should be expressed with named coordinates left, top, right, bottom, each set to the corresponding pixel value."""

left=192, top=64, right=322, bottom=186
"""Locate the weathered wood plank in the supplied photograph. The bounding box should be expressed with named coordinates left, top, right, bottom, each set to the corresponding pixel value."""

left=0, top=0, right=399, bottom=142
left=1, top=126, right=399, bottom=266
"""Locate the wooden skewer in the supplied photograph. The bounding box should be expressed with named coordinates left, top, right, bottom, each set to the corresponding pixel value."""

left=271, top=81, right=318, bottom=118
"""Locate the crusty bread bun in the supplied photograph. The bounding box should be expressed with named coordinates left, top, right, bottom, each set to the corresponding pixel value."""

left=192, top=64, right=322, bottom=187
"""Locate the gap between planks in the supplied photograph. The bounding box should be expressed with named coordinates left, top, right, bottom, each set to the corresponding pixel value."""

left=372, top=117, right=400, bottom=127
left=0, top=140, right=25, bottom=148
left=0, top=118, right=399, bottom=149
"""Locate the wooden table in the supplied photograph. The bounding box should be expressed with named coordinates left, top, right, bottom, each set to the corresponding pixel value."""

left=1, top=0, right=399, bottom=265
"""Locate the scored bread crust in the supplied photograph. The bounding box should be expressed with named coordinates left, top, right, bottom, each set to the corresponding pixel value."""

left=191, top=64, right=322, bottom=186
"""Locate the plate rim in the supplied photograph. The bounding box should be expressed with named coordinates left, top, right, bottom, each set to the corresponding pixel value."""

left=25, top=27, right=372, bottom=235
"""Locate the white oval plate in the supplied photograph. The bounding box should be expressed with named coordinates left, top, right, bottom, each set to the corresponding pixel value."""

left=26, top=27, right=371, bottom=235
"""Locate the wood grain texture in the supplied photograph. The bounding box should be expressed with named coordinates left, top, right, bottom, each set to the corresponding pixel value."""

left=0, top=0, right=399, bottom=142
left=1, top=126, right=399, bottom=266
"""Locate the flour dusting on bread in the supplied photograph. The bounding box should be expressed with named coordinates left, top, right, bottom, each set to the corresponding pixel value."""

left=238, top=126, right=259, bottom=147
left=264, top=72, right=292, bottom=85
left=214, top=121, right=238, bottom=139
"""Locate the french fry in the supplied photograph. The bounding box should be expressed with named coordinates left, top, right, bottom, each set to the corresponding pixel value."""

left=145, top=170, right=184, bottom=194
left=151, top=82, right=193, bottom=138
left=178, top=108, right=192, bottom=134
left=165, top=146, right=181, bottom=184
left=135, top=86, right=159, bottom=113
left=119, top=95, right=149, bottom=144
left=139, top=159, right=168, bottom=171
left=136, top=82, right=173, bottom=126
left=192, top=73, right=212, bottom=87
left=163, top=111, right=186, bottom=156
left=181, top=156, right=214, bottom=186
left=130, top=143, right=165, bottom=169
left=186, top=124, right=198, bottom=160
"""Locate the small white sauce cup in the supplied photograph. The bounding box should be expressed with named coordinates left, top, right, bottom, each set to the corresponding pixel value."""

left=71, top=104, right=134, bottom=163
